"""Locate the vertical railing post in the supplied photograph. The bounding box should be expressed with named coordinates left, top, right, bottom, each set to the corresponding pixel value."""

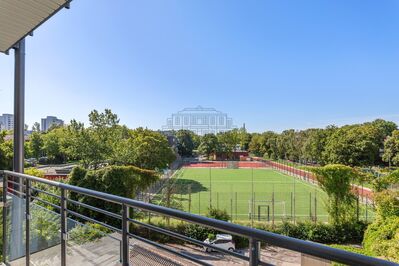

left=121, top=204, right=129, bottom=266
left=25, top=179, right=30, bottom=266
left=60, top=188, right=66, bottom=266
left=2, top=173, right=8, bottom=263
left=249, top=238, right=260, bottom=266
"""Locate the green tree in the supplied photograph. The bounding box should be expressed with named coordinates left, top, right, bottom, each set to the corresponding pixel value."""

left=311, top=164, right=357, bottom=224
left=198, top=134, right=219, bottom=158
left=29, top=131, right=43, bottom=159
left=382, top=130, right=399, bottom=167
left=217, top=130, right=239, bottom=158
left=42, top=127, right=67, bottom=163
left=68, top=165, right=158, bottom=226
left=117, top=128, right=175, bottom=170
left=323, top=124, right=380, bottom=166
left=0, top=131, right=13, bottom=170
left=176, top=130, right=195, bottom=157
left=32, top=122, right=41, bottom=132
left=301, top=128, right=329, bottom=164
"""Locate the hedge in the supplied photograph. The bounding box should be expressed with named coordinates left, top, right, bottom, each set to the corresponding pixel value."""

left=131, top=219, right=368, bottom=249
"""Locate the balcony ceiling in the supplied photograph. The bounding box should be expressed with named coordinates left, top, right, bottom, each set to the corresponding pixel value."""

left=0, top=0, right=71, bottom=54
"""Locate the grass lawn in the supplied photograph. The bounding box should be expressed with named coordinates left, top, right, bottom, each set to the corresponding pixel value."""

left=155, top=167, right=375, bottom=223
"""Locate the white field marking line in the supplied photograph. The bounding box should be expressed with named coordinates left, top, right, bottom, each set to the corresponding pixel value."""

left=272, top=170, right=325, bottom=193
left=177, top=180, right=316, bottom=183
left=156, top=168, right=185, bottom=205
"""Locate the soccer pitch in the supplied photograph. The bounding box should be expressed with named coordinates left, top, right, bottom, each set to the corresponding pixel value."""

left=168, top=167, right=330, bottom=222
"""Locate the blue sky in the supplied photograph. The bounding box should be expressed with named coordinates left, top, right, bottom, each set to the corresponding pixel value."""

left=1, top=0, right=399, bottom=132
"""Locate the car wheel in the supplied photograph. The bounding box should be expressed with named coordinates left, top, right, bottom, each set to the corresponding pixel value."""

left=228, top=247, right=234, bottom=252
left=205, top=248, right=210, bottom=253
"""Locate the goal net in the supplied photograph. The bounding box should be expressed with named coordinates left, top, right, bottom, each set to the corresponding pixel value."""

left=248, top=200, right=286, bottom=221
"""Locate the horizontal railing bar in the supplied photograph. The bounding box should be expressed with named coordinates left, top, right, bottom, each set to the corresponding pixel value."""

left=30, top=195, right=61, bottom=210
left=7, top=179, right=25, bottom=188
left=30, top=186, right=61, bottom=199
left=128, top=232, right=212, bottom=266
left=128, top=218, right=249, bottom=261
left=66, top=198, right=122, bottom=220
left=2, top=170, right=396, bottom=266
left=68, top=217, right=122, bottom=243
left=7, top=188, right=25, bottom=196
left=66, top=209, right=122, bottom=233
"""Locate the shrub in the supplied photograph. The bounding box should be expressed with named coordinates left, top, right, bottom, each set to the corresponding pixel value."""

left=68, top=165, right=158, bottom=226
left=206, top=207, right=230, bottom=221
left=363, top=216, right=399, bottom=262
left=329, top=244, right=373, bottom=256
left=24, top=168, right=44, bottom=178
left=69, top=223, right=111, bottom=245
left=135, top=218, right=367, bottom=250
left=184, top=224, right=215, bottom=241
left=374, top=190, right=399, bottom=219
left=311, top=164, right=358, bottom=224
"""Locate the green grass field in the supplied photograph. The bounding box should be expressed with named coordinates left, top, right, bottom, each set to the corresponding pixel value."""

left=159, top=168, right=329, bottom=222
left=155, top=167, right=375, bottom=223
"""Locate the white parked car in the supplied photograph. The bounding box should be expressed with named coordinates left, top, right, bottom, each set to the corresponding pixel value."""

left=203, top=234, right=235, bottom=252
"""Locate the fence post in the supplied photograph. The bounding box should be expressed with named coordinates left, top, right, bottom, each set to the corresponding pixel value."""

left=217, top=192, right=219, bottom=209
left=121, top=204, right=129, bottom=266
left=356, top=194, right=359, bottom=222
left=209, top=168, right=212, bottom=208
left=198, top=192, right=201, bottom=215
left=290, top=192, right=293, bottom=220
left=249, top=238, right=260, bottom=266
left=60, top=188, right=67, bottom=266
left=309, top=192, right=312, bottom=221
left=25, top=179, right=30, bottom=266
left=188, top=185, right=191, bottom=213
left=272, top=191, right=275, bottom=226
left=314, top=194, right=317, bottom=223
left=230, top=198, right=233, bottom=222
left=235, top=192, right=238, bottom=220
left=2, top=174, right=8, bottom=263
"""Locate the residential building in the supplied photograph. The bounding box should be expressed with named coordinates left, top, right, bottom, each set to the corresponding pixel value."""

left=0, top=113, right=14, bottom=131
left=41, top=116, right=64, bottom=131
left=162, top=106, right=236, bottom=135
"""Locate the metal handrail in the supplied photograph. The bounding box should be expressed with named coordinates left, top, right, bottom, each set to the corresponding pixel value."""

left=1, top=170, right=398, bottom=266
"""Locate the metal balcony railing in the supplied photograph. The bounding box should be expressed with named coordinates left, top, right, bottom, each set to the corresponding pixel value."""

left=0, top=170, right=397, bottom=266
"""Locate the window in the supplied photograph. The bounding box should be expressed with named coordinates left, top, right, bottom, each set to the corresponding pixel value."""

left=184, top=116, right=189, bottom=125
left=174, top=116, right=180, bottom=125
left=219, top=116, right=224, bottom=125
left=210, top=116, right=215, bottom=125
left=214, top=239, right=230, bottom=244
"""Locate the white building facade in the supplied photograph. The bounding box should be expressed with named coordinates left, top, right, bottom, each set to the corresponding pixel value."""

left=0, top=113, right=14, bottom=131
left=162, top=106, right=236, bottom=135
left=41, top=116, right=64, bottom=132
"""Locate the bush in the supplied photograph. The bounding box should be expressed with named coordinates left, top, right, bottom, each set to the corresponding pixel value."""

left=184, top=224, right=215, bottom=242
left=68, top=165, right=158, bottom=226
left=69, top=223, right=111, bottom=245
left=236, top=221, right=368, bottom=245
left=363, top=216, right=399, bottom=262
left=206, top=207, right=230, bottom=221
left=135, top=218, right=367, bottom=250
left=24, top=168, right=44, bottom=178
left=329, top=244, right=373, bottom=256
left=374, top=190, right=399, bottom=219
